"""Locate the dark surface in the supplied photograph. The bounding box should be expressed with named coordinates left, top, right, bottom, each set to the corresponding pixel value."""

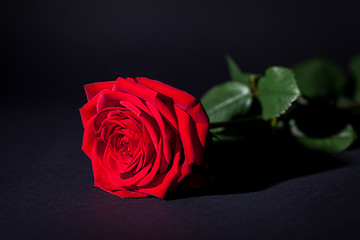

left=1, top=105, right=360, bottom=240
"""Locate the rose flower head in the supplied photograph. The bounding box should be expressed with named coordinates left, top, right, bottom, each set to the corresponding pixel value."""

left=80, top=77, right=209, bottom=199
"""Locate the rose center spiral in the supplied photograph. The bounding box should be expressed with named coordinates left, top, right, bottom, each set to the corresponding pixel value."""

left=119, top=136, right=131, bottom=154
left=107, top=127, right=141, bottom=158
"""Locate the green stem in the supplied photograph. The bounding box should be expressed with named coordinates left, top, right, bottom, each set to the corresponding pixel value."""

left=250, top=74, right=257, bottom=96
left=209, top=115, right=262, bottom=129
left=271, top=118, right=277, bottom=127
left=338, top=103, right=360, bottom=111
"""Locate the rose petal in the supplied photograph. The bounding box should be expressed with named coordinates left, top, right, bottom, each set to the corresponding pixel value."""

left=146, top=101, right=176, bottom=173
left=113, top=77, right=158, bottom=102
left=138, top=111, right=160, bottom=153
left=109, top=161, right=152, bottom=187
left=90, top=138, right=122, bottom=191
left=137, top=129, right=155, bottom=171
left=80, top=89, right=111, bottom=126
left=135, top=77, right=196, bottom=111
left=82, top=115, right=97, bottom=157
left=97, top=91, right=153, bottom=117
left=107, top=189, right=150, bottom=198
left=95, top=181, right=150, bottom=198
left=114, top=77, right=179, bottom=129
left=84, top=81, right=116, bottom=101
left=137, top=138, right=163, bottom=187
left=174, top=104, right=204, bottom=166
left=187, top=102, right=210, bottom=148
left=136, top=140, right=183, bottom=199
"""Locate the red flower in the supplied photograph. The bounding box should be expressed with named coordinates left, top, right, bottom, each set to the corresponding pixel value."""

left=80, top=77, right=209, bottom=199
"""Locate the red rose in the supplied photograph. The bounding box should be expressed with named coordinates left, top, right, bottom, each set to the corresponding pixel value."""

left=80, top=77, right=209, bottom=199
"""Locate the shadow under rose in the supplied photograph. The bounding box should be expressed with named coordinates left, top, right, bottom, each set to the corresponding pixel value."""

left=166, top=139, right=347, bottom=200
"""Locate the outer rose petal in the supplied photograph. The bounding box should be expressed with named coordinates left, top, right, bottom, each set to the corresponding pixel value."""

left=105, top=189, right=149, bottom=198
left=135, top=77, right=196, bottom=110
left=174, top=104, right=204, bottom=166
left=113, top=77, right=158, bottom=102
left=96, top=91, right=153, bottom=117
left=82, top=115, right=96, bottom=157
left=84, top=81, right=116, bottom=101
left=187, top=102, right=210, bottom=148
left=80, top=89, right=111, bottom=126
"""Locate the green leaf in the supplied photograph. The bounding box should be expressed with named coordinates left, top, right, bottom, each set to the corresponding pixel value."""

left=226, top=55, right=250, bottom=87
left=349, top=55, right=360, bottom=102
left=211, top=131, right=245, bottom=142
left=292, top=58, right=347, bottom=98
left=257, top=67, right=300, bottom=120
left=290, top=120, right=357, bottom=153
left=201, top=81, right=252, bottom=123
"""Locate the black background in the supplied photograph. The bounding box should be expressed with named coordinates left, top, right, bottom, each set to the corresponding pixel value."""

left=2, top=0, right=360, bottom=105
left=1, top=1, right=360, bottom=239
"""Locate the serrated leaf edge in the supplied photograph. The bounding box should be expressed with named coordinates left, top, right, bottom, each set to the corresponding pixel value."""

left=258, top=66, right=301, bottom=119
